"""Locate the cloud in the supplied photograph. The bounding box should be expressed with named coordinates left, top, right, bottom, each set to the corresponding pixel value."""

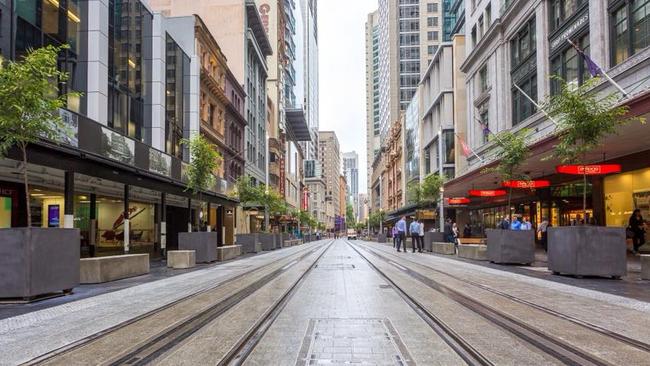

left=318, top=0, right=377, bottom=194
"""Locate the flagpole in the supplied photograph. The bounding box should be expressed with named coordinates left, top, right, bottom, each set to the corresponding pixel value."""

left=455, top=132, right=484, bottom=162
left=513, top=83, right=560, bottom=126
left=567, top=39, right=628, bottom=99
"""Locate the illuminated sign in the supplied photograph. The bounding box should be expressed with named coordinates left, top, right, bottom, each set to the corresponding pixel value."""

left=447, top=197, right=471, bottom=205
left=556, top=164, right=622, bottom=175
left=468, top=189, right=507, bottom=197
left=502, top=180, right=551, bottom=189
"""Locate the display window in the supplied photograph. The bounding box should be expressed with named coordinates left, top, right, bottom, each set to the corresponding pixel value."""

left=604, top=167, right=650, bottom=227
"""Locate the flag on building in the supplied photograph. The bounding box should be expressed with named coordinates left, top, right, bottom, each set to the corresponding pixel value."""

left=457, top=134, right=472, bottom=158
left=567, top=39, right=602, bottom=77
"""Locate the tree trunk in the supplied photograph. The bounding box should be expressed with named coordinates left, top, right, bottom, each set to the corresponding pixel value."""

left=507, top=186, right=513, bottom=224
left=21, top=143, right=31, bottom=227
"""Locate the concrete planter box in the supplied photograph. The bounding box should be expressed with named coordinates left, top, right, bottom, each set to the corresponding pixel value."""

left=641, top=255, right=650, bottom=280
left=237, top=233, right=261, bottom=253
left=377, top=233, right=387, bottom=243
left=432, top=242, right=455, bottom=255
left=80, top=254, right=149, bottom=283
left=275, top=233, right=283, bottom=249
left=179, top=232, right=218, bottom=263
left=167, top=250, right=196, bottom=269
left=0, top=228, right=80, bottom=299
left=258, top=233, right=276, bottom=251
left=217, top=245, right=241, bottom=261
left=548, top=226, right=626, bottom=278
left=486, top=229, right=535, bottom=265
left=458, top=244, right=488, bottom=261
left=424, top=232, right=445, bottom=252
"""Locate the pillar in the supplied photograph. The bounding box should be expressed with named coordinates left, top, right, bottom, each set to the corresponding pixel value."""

left=160, top=192, right=167, bottom=255
left=187, top=197, right=192, bottom=232
left=89, top=193, right=97, bottom=257
left=123, top=185, right=130, bottom=254
left=217, top=205, right=224, bottom=246
left=206, top=202, right=212, bottom=232
left=64, top=171, right=75, bottom=229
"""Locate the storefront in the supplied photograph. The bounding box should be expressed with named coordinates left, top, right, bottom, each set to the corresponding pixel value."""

left=604, top=167, right=650, bottom=227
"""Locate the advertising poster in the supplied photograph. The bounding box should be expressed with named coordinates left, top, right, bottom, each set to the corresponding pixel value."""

left=48, top=205, right=60, bottom=227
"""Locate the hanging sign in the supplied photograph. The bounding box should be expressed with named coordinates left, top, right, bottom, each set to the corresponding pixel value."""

left=447, top=197, right=471, bottom=205
left=502, top=180, right=551, bottom=189
left=468, top=189, right=507, bottom=197
left=556, top=164, right=621, bottom=175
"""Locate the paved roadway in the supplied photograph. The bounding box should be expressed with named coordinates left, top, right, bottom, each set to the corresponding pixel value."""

left=1, top=239, right=650, bottom=365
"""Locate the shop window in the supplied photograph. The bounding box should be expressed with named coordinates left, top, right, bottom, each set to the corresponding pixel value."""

left=610, top=0, right=650, bottom=66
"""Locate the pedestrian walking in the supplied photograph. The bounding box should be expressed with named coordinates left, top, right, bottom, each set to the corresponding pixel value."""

left=629, top=209, right=646, bottom=254
left=499, top=216, right=510, bottom=230
left=418, top=219, right=425, bottom=253
left=392, top=226, right=398, bottom=248
left=452, top=222, right=459, bottom=244
left=510, top=216, right=522, bottom=230
left=521, top=217, right=532, bottom=230
left=463, top=223, right=472, bottom=238
left=538, top=217, right=549, bottom=252
left=395, top=216, right=407, bottom=252
left=409, top=219, right=420, bottom=253
left=444, top=219, right=454, bottom=243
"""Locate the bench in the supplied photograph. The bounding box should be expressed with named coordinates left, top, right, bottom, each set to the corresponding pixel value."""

left=641, top=255, right=650, bottom=280
left=458, top=238, right=487, bottom=245
left=431, top=242, right=455, bottom=255
left=80, top=254, right=149, bottom=284
left=217, top=245, right=241, bottom=262
left=458, top=244, right=488, bottom=261
left=167, top=250, right=196, bottom=269
left=283, top=239, right=302, bottom=247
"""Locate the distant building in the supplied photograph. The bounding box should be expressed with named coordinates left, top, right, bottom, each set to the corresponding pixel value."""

left=318, top=131, right=340, bottom=230
left=342, top=151, right=359, bottom=218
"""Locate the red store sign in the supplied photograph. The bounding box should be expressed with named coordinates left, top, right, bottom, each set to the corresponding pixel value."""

left=468, top=189, right=507, bottom=197
left=447, top=197, right=471, bottom=205
left=502, top=180, right=551, bottom=189
left=556, top=164, right=622, bottom=175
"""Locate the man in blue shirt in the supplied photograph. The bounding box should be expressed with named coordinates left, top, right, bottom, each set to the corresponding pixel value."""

left=409, top=219, right=421, bottom=253
left=395, top=216, right=407, bottom=252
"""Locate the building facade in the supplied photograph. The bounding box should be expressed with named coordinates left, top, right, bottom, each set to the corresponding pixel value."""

left=342, top=151, right=359, bottom=218
left=446, top=0, right=650, bottom=236
left=366, top=10, right=381, bottom=205
left=318, top=131, right=341, bottom=230
left=0, top=0, right=238, bottom=256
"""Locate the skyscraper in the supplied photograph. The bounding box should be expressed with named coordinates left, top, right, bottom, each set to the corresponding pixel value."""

left=318, top=131, right=340, bottom=230
left=342, top=151, right=359, bottom=218
left=365, top=10, right=380, bottom=206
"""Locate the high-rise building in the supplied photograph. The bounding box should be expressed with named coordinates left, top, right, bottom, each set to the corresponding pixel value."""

left=318, top=131, right=340, bottom=230
left=148, top=0, right=273, bottom=187
left=300, top=0, right=320, bottom=161
left=342, top=151, right=359, bottom=217
left=365, top=10, right=381, bottom=208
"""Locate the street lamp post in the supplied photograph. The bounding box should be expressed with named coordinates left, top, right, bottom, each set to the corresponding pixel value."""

left=379, top=175, right=383, bottom=234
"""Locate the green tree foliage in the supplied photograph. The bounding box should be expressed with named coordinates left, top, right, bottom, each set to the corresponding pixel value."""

left=543, top=77, right=643, bottom=217
left=420, top=174, right=445, bottom=203
left=346, top=202, right=355, bottom=226
left=483, top=130, right=530, bottom=221
left=183, top=134, right=222, bottom=195
left=0, top=45, right=80, bottom=226
left=368, top=210, right=386, bottom=230
left=407, top=180, right=423, bottom=205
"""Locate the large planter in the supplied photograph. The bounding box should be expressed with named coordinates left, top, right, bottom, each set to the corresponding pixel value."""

left=237, top=233, right=261, bottom=253
left=0, top=228, right=80, bottom=299
left=179, top=232, right=218, bottom=263
left=258, top=233, right=276, bottom=251
left=423, top=232, right=445, bottom=252
left=548, top=226, right=626, bottom=278
left=486, top=229, right=535, bottom=264
left=274, top=233, right=283, bottom=249
left=377, top=233, right=387, bottom=243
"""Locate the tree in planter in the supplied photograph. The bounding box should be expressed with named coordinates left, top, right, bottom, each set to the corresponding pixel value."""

left=482, top=130, right=530, bottom=223
left=407, top=180, right=423, bottom=206
left=543, top=77, right=642, bottom=221
left=346, top=202, right=355, bottom=227
left=0, top=45, right=80, bottom=227
left=183, top=134, right=222, bottom=231
left=420, top=174, right=445, bottom=204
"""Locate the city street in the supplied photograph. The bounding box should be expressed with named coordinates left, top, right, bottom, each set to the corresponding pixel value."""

left=2, top=240, right=650, bottom=365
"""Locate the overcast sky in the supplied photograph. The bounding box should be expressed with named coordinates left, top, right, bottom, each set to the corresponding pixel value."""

left=318, top=0, right=377, bottom=195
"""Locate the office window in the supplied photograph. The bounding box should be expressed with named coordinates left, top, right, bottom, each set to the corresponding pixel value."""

left=471, top=26, right=477, bottom=46
left=478, top=16, right=484, bottom=39
left=512, top=75, right=537, bottom=125
left=428, top=45, right=437, bottom=55
left=610, top=0, right=650, bottom=66
left=427, top=16, right=438, bottom=27
left=479, top=65, right=489, bottom=93
left=510, top=17, right=536, bottom=68
left=480, top=110, right=490, bottom=144
left=486, top=3, right=492, bottom=25
left=550, top=34, right=590, bottom=94
left=550, top=0, right=585, bottom=32
left=427, top=31, right=439, bottom=41
left=427, top=3, right=438, bottom=12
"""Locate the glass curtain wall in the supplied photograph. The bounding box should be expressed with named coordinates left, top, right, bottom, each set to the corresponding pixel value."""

left=165, top=34, right=189, bottom=160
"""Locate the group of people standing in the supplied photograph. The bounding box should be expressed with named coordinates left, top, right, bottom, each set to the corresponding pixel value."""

left=392, top=216, right=425, bottom=253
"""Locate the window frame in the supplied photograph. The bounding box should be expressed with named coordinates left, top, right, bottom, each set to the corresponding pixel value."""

left=609, top=0, right=650, bottom=66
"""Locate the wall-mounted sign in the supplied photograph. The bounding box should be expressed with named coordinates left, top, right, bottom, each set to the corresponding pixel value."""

left=556, top=164, right=621, bottom=175
left=468, top=189, right=507, bottom=197
left=550, top=13, right=589, bottom=52
left=447, top=197, right=471, bottom=205
left=99, top=127, right=135, bottom=165
left=502, top=180, right=551, bottom=189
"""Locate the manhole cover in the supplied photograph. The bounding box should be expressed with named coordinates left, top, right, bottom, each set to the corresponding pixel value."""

left=296, top=318, right=415, bottom=365
left=315, top=263, right=356, bottom=270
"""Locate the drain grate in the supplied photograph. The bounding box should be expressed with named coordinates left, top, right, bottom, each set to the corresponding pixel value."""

left=295, top=318, right=415, bottom=365
left=315, top=263, right=356, bottom=270
left=378, top=284, right=392, bottom=289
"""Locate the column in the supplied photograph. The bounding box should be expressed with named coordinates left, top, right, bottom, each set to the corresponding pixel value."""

left=64, top=171, right=75, bottom=229
left=206, top=202, right=212, bottom=232
left=217, top=205, right=225, bottom=246
left=84, top=0, right=109, bottom=124
left=187, top=198, right=192, bottom=232
left=160, top=193, right=167, bottom=255
left=123, top=185, right=130, bottom=254
left=89, top=193, right=97, bottom=257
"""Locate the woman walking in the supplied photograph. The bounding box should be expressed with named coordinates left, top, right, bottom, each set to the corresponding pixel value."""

left=629, top=209, right=646, bottom=254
